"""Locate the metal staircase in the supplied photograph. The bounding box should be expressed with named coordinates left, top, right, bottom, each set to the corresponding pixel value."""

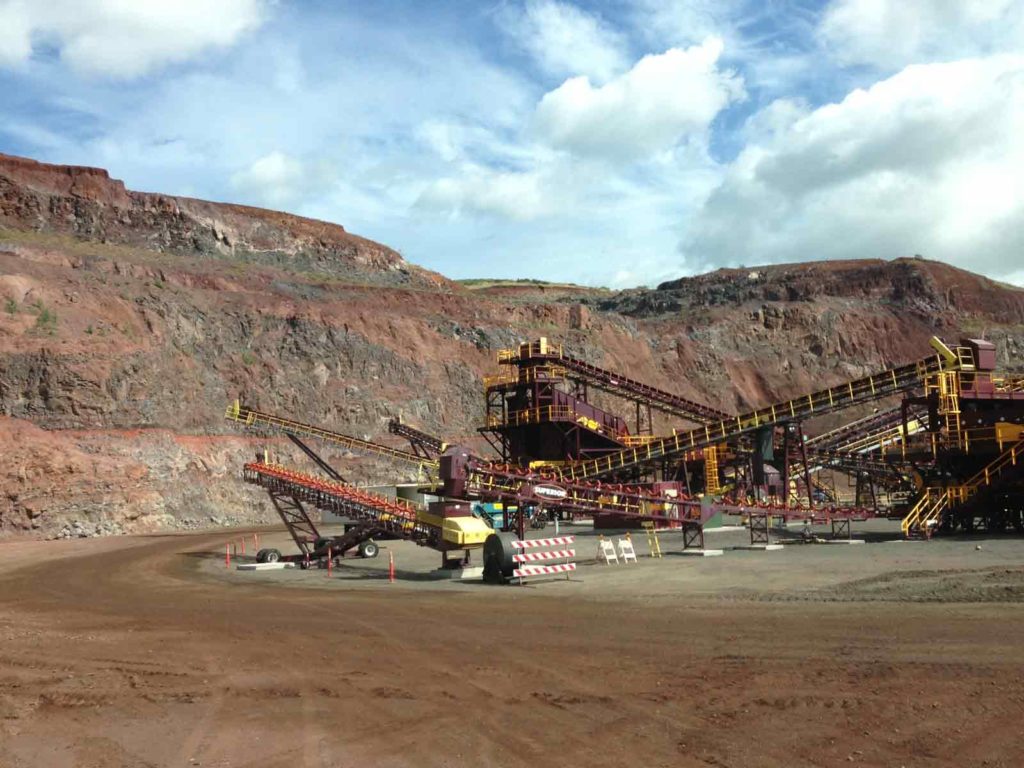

left=901, top=439, right=1024, bottom=538
left=900, top=488, right=949, bottom=539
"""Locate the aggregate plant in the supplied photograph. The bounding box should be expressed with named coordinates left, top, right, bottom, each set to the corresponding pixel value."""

left=1, top=153, right=1023, bottom=538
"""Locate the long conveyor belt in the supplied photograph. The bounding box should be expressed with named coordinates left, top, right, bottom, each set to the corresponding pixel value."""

left=226, top=402, right=439, bottom=472
left=244, top=462, right=490, bottom=551
left=502, top=340, right=732, bottom=424
left=388, top=417, right=445, bottom=457
left=551, top=341, right=962, bottom=483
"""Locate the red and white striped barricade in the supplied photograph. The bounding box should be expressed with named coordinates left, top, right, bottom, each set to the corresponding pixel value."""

left=512, top=536, right=576, bottom=585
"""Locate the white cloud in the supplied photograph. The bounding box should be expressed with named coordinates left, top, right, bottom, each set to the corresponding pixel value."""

left=0, top=0, right=31, bottom=68
left=0, top=0, right=267, bottom=77
left=630, top=0, right=741, bottom=50
left=231, top=151, right=317, bottom=209
left=820, top=0, right=1024, bottom=69
left=682, top=55, right=1024, bottom=283
left=416, top=165, right=553, bottom=221
left=499, top=0, right=628, bottom=82
left=533, top=38, right=744, bottom=161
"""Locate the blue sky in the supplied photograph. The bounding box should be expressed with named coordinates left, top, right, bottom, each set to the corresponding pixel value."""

left=1, top=0, right=1022, bottom=287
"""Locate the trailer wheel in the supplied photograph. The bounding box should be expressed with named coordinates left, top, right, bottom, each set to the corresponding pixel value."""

left=264, top=548, right=281, bottom=564
left=358, top=540, right=379, bottom=559
left=255, top=548, right=269, bottom=563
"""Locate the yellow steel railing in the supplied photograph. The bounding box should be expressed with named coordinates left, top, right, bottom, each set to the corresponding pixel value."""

left=487, top=405, right=623, bottom=438
left=558, top=345, right=959, bottom=482
left=621, top=434, right=662, bottom=447
left=226, top=402, right=439, bottom=473
left=994, top=374, right=1024, bottom=394
left=900, top=488, right=946, bottom=537
left=496, top=338, right=564, bottom=363
left=483, top=365, right=567, bottom=390
left=902, top=439, right=1023, bottom=536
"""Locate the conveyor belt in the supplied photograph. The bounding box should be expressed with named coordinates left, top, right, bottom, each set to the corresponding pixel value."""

left=553, top=346, right=957, bottom=482
left=500, top=340, right=732, bottom=424
left=806, top=406, right=906, bottom=450
left=388, top=417, right=445, bottom=458
left=226, top=402, right=439, bottom=472
left=244, top=462, right=490, bottom=550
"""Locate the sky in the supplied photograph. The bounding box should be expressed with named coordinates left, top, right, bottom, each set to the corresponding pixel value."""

left=0, top=0, right=1022, bottom=288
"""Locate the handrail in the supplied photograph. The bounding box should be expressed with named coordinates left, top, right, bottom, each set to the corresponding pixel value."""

left=556, top=348, right=956, bottom=482
left=487, top=404, right=626, bottom=437
left=496, top=339, right=730, bottom=424
left=483, top=365, right=567, bottom=389
left=901, top=438, right=1023, bottom=536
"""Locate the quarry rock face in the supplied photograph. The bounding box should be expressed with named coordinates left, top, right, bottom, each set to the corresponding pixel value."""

left=0, top=153, right=447, bottom=290
left=1, top=153, right=1022, bottom=537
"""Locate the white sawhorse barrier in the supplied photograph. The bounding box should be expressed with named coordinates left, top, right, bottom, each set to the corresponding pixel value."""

left=618, top=536, right=638, bottom=563
left=597, top=535, right=639, bottom=565
left=597, top=537, right=618, bottom=564
left=512, top=536, right=576, bottom=585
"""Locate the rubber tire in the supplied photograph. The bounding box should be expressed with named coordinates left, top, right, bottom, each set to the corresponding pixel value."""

left=314, top=537, right=332, bottom=553
left=255, top=548, right=269, bottom=563
left=358, top=540, right=379, bottom=559
left=264, top=548, right=281, bottom=564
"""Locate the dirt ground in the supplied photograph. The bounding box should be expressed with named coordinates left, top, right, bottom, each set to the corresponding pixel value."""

left=2, top=524, right=1024, bottom=768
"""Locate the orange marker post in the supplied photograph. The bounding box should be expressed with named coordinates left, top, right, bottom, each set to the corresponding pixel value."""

left=254, top=532, right=260, bottom=548
left=327, top=546, right=333, bottom=577
left=240, top=537, right=246, bottom=555
left=388, top=551, right=395, bottom=583
left=225, top=542, right=231, bottom=567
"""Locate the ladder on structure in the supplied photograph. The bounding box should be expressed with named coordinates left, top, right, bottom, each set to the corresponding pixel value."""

left=704, top=445, right=721, bottom=495
left=936, top=371, right=962, bottom=450
left=642, top=521, right=663, bottom=558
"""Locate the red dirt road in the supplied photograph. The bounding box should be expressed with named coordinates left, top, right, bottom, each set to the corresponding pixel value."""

left=1, top=533, right=1023, bottom=767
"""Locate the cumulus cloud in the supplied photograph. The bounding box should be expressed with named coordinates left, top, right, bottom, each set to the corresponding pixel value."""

left=416, top=166, right=554, bottom=221
left=533, top=38, right=745, bottom=161
left=0, top=0, right=267, bottom=77
left=499, top=0, right=628, bottom=82
left=630, top=0, right=743, bottom=49
left=820, top=0, right=1024, bottom=69
left=682, top=55, right=1024, bottom=282
left=0, top=0, right=31, bottom=68
left=231, top=151, right=331, bottom=210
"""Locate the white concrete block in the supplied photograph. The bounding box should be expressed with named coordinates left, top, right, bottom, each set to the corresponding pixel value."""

left=433, top=566, right=485, bottom=580
left=824, top=539, right=865, bottom=545
left=679, top=548, right=725, bottom=557
left=735, top=543, right=785, bottom=551
left=235, top=562, right=295, bottom=571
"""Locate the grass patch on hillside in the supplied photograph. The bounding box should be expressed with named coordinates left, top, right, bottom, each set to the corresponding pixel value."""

left=458, top=277, right=610, bottom=292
